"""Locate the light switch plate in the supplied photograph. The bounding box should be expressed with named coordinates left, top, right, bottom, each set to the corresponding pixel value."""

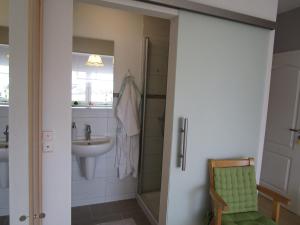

left=42, top=131, right=54, bottom=152
left=42, top=131, right=54, bottom=142
left=43, top=142, right=53, bottom=152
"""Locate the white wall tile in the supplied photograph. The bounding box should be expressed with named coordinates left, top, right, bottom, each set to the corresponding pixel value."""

left=0, top=107, right=8, bottom=117
left=0, top=107, right=9, bottom=215
left=107, top=117, right=118, bottom=136
left=72, top=178, right=107, bottom=199
left=0, top=188, right=8, bottom=216
left=0, top=107, right=8, bottom=140
left=71, top=108, right=137, bottom=207
left=105, top=156, right=118, bottom=178
left=94, top=155, right=108, bottom=179
left=105, top=177, right=137, bottom=200
left=72, top=108, right=108, bottom=118
left=73, top=117, right=107, bottom=139
left=0, top=118, right=8, bottom=140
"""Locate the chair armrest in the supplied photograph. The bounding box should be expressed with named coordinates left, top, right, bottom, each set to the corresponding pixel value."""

left=209, top=189, right=229, bottom=211
left=257, top=185, right=290, bottom=205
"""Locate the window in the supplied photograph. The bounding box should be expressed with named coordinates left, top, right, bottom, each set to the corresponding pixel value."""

left=72, top=52, right=114, bottom=108
left=0, top=45, right=9, bottom=106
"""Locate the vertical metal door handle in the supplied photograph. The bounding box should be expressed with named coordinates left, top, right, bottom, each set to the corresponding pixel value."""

left=179, top=118, right=188, bottom=171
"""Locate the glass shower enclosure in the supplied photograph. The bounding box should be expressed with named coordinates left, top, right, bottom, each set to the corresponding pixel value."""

left=138, top=27, right=170, bottom=223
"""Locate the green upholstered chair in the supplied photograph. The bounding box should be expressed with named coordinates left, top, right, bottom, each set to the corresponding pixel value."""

left=208, top=158, right=290, bottom=225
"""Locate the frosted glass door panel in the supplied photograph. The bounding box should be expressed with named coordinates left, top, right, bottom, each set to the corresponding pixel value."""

left=163, top=11, right=273, bottom=225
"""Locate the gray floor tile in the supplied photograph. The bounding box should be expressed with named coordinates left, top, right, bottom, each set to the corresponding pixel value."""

left=0, top=216, right=9, bottom=225
left=72, top=199, right=151, bottom=225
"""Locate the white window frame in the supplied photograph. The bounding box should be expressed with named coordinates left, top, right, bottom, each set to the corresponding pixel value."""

left=71, top=52, right=114, bottom=109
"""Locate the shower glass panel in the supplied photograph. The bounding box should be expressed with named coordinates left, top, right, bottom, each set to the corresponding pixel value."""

left=138, top=16, right=170, bottom=222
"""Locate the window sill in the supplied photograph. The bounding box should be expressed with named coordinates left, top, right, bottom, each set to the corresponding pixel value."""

left=72, top=106, right=112, bottom=109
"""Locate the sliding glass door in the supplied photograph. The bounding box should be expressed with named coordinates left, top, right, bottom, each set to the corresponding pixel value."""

left=160, top=10, right=274, bottom=225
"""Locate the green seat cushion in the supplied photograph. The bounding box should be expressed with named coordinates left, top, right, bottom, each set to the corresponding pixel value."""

left=222, top=211, right=276, bottom=225
left=214, top=166, right=257, bottom=214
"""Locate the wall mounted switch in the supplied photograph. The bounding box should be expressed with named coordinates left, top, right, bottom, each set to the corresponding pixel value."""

left=43, top=142, right=53, bottom=152
left=42, top=131, right=54, bottom=152
left=42, top=131, right=54, bottom=142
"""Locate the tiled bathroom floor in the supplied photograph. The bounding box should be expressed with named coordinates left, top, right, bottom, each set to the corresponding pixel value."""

left=0, top=199, right=150, bottom=225
left=72, top=199, right=151, bottom=225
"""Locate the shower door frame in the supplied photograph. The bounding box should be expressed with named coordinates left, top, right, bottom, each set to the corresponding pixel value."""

left=137, top=37, right=149, bottom=195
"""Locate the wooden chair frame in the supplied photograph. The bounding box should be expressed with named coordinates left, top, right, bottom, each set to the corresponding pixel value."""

left=209, top=158, right=290, bottom=225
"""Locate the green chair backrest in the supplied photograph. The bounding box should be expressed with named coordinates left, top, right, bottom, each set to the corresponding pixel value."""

left=214, top=166, right=257, bottom=214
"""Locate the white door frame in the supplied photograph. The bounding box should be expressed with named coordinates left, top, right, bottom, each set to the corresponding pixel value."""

left=9, top=0, right=43, bottom=224
left=261, top=50, right=300, bottom=216
left=74, top=1, right=179, bottom=225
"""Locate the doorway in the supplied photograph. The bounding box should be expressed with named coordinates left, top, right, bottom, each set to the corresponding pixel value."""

left=261, top=51, right=300, bottom=216
left=70, top=2, right=172, bottom=225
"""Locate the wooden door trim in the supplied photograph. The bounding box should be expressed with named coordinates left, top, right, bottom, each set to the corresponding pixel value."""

left=28, top=0, right=43, bottom=224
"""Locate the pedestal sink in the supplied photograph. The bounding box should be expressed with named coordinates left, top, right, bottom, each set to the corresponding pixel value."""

left=0, top=141, right=8, bottom=188
left=72, top=137, right=114, bottom=180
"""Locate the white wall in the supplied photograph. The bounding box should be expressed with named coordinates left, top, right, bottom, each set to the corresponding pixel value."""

left=0, top=0, right=8, bottom=26
left=9, top=0, right=30, bottom=224
left=73, top=2, right=144, bottom=91
left=190, top=0, right=278, bottom=21
left=42, top=1, right=73, bottom=225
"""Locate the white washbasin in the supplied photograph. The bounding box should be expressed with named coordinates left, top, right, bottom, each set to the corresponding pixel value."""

left=72, top=137, right=114, bottom=180
left=72, top=137, right=114, bottom=157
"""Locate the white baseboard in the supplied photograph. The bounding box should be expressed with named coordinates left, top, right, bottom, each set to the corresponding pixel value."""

left=72, top=193, right=136, bottom=207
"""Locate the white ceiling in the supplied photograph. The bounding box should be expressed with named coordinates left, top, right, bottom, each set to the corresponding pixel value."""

left=278, top=0, right=300, bottom=14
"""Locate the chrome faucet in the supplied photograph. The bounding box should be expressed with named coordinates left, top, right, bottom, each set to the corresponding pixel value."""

left=86, top=124, right=91, bottom=141
left=3, top=125, right=8, bottom=143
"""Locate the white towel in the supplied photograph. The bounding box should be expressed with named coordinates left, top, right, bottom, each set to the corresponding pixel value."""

left=116, top=79, right=140, bottom=136
left=115, top=76, right=141, bottom=179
